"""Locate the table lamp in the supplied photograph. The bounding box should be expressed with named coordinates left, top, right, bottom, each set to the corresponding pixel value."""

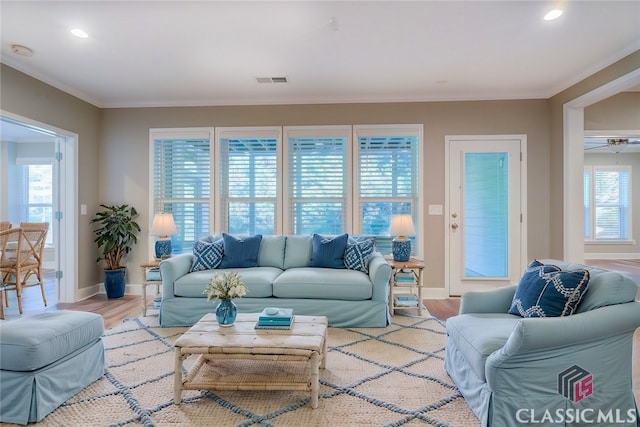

left=150, top=213, right=177, bottom=259
left=389, top=214, right=415, bottom=262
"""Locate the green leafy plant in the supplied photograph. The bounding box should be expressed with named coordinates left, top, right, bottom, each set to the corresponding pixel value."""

left=91, top=204, right=141, bottom=270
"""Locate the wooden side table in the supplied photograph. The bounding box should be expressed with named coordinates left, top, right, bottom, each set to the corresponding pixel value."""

left=140, top=260, right=161, bottom=316
left=386, top=257, right=425, bottom=316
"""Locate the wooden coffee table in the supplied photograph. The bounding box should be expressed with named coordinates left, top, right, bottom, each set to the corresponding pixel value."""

left=173, top=312, right=328, bottom=408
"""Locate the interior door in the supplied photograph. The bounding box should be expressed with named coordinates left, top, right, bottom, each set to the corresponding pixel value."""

left=446, top=136, right=524, bottom=296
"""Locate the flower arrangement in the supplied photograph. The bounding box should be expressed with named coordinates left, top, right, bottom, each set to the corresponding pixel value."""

left=203, top=271, right=248, bottom=301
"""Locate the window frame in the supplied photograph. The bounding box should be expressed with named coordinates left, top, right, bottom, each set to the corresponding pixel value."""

left=149, top=128, right=214, bottom=256
left=583, top=164, right=633, bottom=242
left=215, top=127, right=283, bottom=235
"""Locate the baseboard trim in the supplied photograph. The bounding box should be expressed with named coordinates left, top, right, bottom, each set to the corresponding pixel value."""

left=422, top=287, right=448, bottom=299
left=584, top=253, right=640, bottom=260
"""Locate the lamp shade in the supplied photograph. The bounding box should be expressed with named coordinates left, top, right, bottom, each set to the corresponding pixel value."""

left=389, top=214, right=415, bottom=238
left=150, top=213, right=177, bottom=238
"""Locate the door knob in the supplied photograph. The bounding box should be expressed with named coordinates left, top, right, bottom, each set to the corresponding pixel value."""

left=451, top=223, right=459, bottom=230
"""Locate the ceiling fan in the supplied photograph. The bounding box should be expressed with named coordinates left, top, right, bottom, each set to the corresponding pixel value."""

left=584, top=137, right=640, bottom=152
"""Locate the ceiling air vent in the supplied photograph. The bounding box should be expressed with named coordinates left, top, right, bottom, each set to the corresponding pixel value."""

left=256, top=76, right=288, bottom=84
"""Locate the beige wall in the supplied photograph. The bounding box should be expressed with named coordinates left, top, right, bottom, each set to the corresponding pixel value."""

left=102, top=100, right=550, bottom=288
left=0, top=63, right=102, bottom=291
left=1, top=49, right=638, bottom=297
left=548, top=50, right=640, bottom=259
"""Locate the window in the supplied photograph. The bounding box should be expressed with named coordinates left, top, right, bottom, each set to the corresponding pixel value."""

left=151, top=125, right=423, bottom=256
left=584, top=165, right=632, bottom=241
left=24, top=164, right=53, bottom=245
left=355, top=126, right=420, bottom=254
left=151, top=129, right=212, bottom=254
left=285, top=127, right=351, bottom=235
left=217, top=128, right=281, bottom=235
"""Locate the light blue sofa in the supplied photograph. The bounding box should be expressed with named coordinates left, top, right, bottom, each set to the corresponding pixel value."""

left=159, top=235, right=392, bottom=327
left=445, top=260, right=640, bottom=427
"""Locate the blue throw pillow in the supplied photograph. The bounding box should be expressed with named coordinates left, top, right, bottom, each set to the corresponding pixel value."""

left=509, top=260, right=590, bottom=318
left=310, top=233, right=348, bottom=269
left=344, top=237, right=375, bottom=273
left=190, top=239, right=224, bottom=272
left=219, top=233, right=263, bottom=268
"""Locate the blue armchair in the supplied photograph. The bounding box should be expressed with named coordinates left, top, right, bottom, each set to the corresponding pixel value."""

left=445, top=259, right=640, bottom=427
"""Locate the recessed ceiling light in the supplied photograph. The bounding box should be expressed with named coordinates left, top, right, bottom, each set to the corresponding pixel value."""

left=71, top=28, right=89, bottom=38
left=544, top=9, right=563, bottom=21
left=11, top=44, right=33, bottom=57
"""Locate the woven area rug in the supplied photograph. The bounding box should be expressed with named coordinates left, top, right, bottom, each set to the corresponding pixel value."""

left=30, top=312, right=480, bottom=427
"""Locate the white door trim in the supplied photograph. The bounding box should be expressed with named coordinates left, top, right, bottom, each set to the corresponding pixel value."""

left=563, top=67, right=640, bottom=262
left=444, top=134, right=527, bottom=296
left=0, top=110, right=77, bottom=303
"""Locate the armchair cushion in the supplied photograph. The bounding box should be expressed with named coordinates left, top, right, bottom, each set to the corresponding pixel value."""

left=509, top=260, right=590, bottom=318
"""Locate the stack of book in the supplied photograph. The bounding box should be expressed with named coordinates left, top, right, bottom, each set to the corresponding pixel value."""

left=395, top=270, right=416, bottom=285
left=395, top=294, right=418, bottom=307
left=255, top=307, right=294, bottom=330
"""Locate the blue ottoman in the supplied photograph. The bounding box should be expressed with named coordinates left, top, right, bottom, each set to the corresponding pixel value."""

left=0, top=310, right=105, bottom=425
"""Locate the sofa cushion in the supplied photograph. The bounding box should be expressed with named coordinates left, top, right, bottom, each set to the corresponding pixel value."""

left=0, top=310, right=104, bottom=371
left=190, top=239, right=223, bottom=272
left=310, top=233, right=348, bottom=269
left=509, top=260, right=590, bottom=318
left=283, top=235, right=313, bottom=269
left=446, top=313, right=521, bottom=382
left=257, top=235, right=286, bottom=269
left=174, top=267, right=281, bottom=298
left=273, top=267, right=372, bottom=300
left=219, top=233, right=262, bottom=268
left=344, top=237, right=375, bottom=273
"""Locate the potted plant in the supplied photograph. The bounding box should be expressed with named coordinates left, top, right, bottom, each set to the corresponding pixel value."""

left=91, top=204, right=141, bottom=299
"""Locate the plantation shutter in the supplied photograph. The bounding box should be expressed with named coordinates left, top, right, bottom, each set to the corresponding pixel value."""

left=287, top=133, right=348, bottom=235
left=220, top=137, right=278, bottom=235
left=593, top=167, right=630, bottom=239
left=356, top=129, right=419, bottom=255
left=153, top=132, right=211, bottom=254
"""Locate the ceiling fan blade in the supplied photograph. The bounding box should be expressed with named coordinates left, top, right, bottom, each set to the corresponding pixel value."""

left=584, top=145, right=608, bottom=150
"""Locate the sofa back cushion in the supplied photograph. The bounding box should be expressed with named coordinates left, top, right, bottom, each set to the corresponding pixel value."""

left=539, top=259, right=638, bottom=312
left=219, top=233, right=262, bottom=268
left=283, top=235, right=313, bottom=269
left=257, top=235, right=286, bottom=269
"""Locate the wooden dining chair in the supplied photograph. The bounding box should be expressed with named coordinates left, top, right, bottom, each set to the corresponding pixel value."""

left=0, top=227, right=24, bottom=317
left=0, top=221, right=11, bottom=231
left=1, top=225, right=48, bottom=314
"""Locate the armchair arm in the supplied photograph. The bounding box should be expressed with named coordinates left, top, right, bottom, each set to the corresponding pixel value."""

left=159, top=253, right=193, bottom=300
left=368, top=252, right=392, bottom=302
left=489, top=301, right=640, bottom=363
left=459, top=284, right=517, bottom=314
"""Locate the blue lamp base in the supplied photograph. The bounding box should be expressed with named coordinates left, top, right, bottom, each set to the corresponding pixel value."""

left=155, top=239, right=172, bottom=259
left=392, top=238, right=411, bottom=262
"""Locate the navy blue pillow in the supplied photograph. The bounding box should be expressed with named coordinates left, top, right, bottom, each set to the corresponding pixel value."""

left=509, top=260, right=590, bottom=318
left=310, top=233, right=348, bottom=269
left=190, top=239, right=224, bottom=272
left=219, top=233, right=263, bottom=268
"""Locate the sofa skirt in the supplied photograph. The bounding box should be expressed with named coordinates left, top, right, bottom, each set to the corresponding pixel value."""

left=160, top=297, right=389, bottom=328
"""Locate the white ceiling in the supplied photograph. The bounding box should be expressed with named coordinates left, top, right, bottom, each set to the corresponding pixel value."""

left=1, top=1, right=639, bottom=109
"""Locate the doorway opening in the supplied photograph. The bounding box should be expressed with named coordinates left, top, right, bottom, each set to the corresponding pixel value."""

left=0, top=111, right=77, bottom=304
